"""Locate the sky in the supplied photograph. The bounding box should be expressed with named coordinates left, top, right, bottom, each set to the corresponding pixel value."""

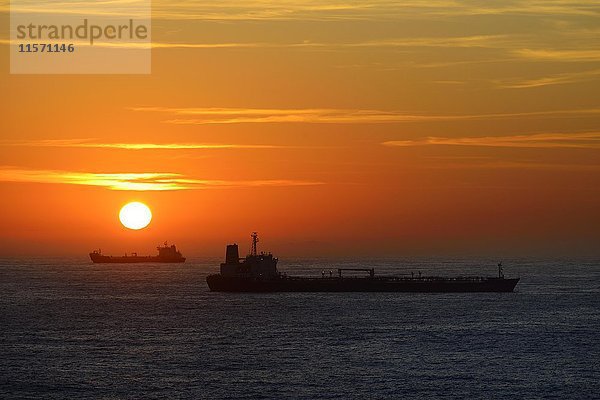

left=0, top=0, right=599, bottom=257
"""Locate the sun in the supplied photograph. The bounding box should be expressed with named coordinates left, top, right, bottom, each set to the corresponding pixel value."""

left=119, top=202, right=152, bottom=230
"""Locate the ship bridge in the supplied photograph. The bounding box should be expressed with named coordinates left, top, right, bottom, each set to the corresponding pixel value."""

left=220, top=233, right=278, bottom=277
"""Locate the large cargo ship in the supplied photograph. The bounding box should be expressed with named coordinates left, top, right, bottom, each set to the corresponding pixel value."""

left=206, top=233, right=519, bottom=292
left=89, top=242, right=186, bottom=263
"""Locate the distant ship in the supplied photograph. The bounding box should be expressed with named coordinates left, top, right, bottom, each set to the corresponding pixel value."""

left=206, top=233, right=519, bottom=292
left=89, top=242, right=186, bottom=263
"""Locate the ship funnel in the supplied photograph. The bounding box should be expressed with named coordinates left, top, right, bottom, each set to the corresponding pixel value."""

left=225, top=244, right=240, bottom=264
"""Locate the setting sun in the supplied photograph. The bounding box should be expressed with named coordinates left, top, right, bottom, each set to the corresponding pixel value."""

left=119, top=202, right=152, bottom=230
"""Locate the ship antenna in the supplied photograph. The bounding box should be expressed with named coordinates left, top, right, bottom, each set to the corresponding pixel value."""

left=251, top=232, right=259, bottom=256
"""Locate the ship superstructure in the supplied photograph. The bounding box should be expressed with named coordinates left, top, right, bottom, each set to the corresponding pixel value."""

left=219, top=232, right=278, bottom=277
left=206, top=233, right=519, bottom=292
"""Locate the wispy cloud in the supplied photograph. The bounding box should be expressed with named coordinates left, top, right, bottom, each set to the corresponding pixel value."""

left=131, top=107, right=600, bottom=125
left=154, top=1, right=600, bottom=20
left=0, top=168, right=323, bottom=191
left=4, top=0, right=149, bottom=18
left=515, top=49, right=600, bottom=62
left=171, top=1, right=595, bottom=21
left=425, top=160, right=600, bottom=171
left=499, top=69, right=600, bottom=88
left=0, top=139, right=283, bottom=150
left=150, top=34, right=511, bottom=50
left=383, top=132, right=600, bottom=149
left=0, top=39, right=268, bottom=50
left=344, top=35, right=514, bottom=49
left=0, top=35, right=513, bottom=51
left=4, top=1, right=595, bottom=21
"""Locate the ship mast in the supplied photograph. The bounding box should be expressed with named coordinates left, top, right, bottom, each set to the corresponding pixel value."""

left=251, top=232, right=259, bottom=256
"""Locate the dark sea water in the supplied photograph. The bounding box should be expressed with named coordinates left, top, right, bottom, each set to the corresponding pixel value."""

left=1, top=257, right=599, bottom=399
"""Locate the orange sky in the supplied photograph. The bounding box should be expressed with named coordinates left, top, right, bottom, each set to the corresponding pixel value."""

left=0, top=1, right=599, bottom=257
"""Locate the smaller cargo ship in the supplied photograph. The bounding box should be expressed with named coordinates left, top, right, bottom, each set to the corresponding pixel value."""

left=207, top=233, right=519, bottom=292
left=90, top=242, right=186, bottom=263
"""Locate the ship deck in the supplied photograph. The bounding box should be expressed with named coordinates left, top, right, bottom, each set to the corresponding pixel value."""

left=206, top=274, right=520, bottom=293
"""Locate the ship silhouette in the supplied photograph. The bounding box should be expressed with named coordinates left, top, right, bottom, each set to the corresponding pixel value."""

left=206, top=233, right=519, bottom=292
left=89, top=242, right=186, bottom=263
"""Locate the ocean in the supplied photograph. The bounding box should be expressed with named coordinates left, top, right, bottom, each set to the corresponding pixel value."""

left=1, top=257, right=599, bottom=399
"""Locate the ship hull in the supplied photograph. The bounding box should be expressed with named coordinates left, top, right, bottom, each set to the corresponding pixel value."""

left=206, top=275, right=519, bottom=293
left=90, top=254, right=185, bottom=263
